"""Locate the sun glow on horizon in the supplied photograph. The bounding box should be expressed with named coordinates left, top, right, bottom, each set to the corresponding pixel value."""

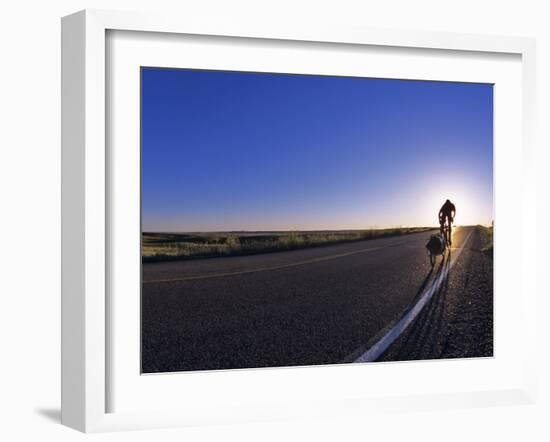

left=144, top=172, right=493, bottom=233
left=419, top=177, right=493, bottom=228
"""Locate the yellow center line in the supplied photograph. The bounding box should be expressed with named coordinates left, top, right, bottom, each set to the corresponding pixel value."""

left=143, top=245, right=385, bottom=284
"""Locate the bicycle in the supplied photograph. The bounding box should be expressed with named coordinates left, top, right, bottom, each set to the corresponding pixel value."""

left=442, top=222, right=452, bottom=248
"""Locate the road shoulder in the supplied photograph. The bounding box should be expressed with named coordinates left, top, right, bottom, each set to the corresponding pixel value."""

left=377, top=226, right=493, bottom=361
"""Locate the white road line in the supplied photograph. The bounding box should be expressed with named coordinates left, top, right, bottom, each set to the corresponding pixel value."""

left=354, top=228, right=473, bottom=363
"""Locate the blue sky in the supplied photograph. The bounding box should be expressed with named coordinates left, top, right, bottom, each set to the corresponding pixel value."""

left=141, top=68, right=493, bottom=232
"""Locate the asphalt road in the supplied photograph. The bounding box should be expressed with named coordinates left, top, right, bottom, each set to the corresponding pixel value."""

left=141, top=226, right=493, bottom=373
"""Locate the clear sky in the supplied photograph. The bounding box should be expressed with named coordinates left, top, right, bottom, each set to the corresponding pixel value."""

left=141, top=68, right=493, bottom=232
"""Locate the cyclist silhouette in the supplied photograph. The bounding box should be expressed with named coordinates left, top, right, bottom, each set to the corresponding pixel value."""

left=439, top=199, right=456, bottom=245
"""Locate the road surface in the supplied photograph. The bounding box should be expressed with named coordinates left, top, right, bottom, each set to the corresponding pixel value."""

left=141, top=226, right=493, bottom=373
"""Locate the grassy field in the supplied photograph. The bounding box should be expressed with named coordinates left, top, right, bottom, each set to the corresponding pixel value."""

left=142, top=227, right=434, bottom=262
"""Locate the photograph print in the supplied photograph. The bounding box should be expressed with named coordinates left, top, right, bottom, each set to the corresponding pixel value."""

left=141, top=68, right=494, bottom=373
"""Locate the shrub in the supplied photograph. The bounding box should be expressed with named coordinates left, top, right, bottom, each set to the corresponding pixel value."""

left=225, top=234, right=241, bottom=252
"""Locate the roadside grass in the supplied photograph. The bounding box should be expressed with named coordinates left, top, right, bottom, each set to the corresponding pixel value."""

left=142, top=227, right=435, bottom=262
left=478, top=225, right=494, bottom=257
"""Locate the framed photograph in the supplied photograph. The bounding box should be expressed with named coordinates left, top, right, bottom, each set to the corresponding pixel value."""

left=61, top=9, right=537, bottom=432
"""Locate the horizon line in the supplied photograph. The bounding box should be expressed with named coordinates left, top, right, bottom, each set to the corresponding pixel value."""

left=142, top=223, right=491, bottom=234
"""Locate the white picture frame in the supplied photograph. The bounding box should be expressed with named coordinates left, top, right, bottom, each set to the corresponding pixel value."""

left=61, top=9, right=537, bottom=433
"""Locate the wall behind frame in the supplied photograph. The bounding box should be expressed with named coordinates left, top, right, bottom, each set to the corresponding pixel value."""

left=0, top=1, right=548, bottom=441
